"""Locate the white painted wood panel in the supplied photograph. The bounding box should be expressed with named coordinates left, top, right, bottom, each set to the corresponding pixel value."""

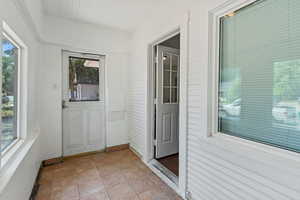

left=63, top=104, right=105, bottom=156
left=86, top=108, right=105, bottom=150
left=63, top=109, right=85, bottom=151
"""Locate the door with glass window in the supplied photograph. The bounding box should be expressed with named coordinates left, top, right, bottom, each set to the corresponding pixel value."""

left=155, top=45, right=180, bottom=158
left=62, top=51, right=105, bottom=156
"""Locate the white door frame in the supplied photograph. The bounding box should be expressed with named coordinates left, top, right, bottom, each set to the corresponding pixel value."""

left=61, top=49, right=108, bottom=157
left=146, top=13, right=190, bottom=198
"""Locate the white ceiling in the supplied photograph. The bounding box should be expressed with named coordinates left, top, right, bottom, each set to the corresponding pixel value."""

left=42, top=0, right=158, bottom=32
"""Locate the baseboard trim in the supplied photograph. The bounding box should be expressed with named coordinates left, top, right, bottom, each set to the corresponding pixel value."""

left=42, top=144, right=130, bottom=165
left=129, top=145, right=143, bottom=159
left=63, top=150, right=105, bottom=161
left=29, top=163, right=43, bottom=200
left=106, top=143, right=129, bottom=152
left=42, top=157, right=63, bottom=166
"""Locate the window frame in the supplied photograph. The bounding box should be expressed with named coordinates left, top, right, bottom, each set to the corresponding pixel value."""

left=209, top=0, right=300, bottom=158
left=0, top=21, right=28, bottom=160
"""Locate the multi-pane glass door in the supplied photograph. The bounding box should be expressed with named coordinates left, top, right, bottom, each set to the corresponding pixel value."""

left=163, top=52, right=179, bottom=104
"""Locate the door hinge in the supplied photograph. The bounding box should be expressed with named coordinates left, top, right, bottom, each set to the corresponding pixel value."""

left=154, top=98, right=158, bottom=104
left=153, top=139, right=157, bottom=146
left=155, top=56, right=158, bottom=64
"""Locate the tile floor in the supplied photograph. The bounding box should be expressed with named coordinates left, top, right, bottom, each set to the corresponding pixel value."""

left=36, top=149, right=183, bottom=200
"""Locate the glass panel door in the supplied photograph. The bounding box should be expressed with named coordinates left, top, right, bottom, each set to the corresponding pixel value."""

left=162, top=53, right=179, bottom=104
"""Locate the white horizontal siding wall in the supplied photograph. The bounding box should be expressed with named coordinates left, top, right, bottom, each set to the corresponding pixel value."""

left=128, top=47, right=148, bottom=155
left=128, top=84, right=146, bottom=155
left=188, top=136, right=300, bottom=199
left=128, top=0, right=300, bottom=199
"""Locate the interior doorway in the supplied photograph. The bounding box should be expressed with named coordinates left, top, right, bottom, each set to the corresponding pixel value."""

left=152, top=33, right=180, bottom=181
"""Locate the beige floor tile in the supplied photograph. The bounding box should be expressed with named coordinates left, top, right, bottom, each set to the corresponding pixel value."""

left=75, top=163, right=96, bottom=173
left=37, top=150, right=182, bottom=200
left=51, top=184, right=79, bottom=200
left=97, top=164, right=120, bottom=177
left=35, top=194, right=51, bottom=200
left=139, top=189, right=175, bottom=200
left=128, top=177, right=158, bottom=194
left=39, top=170, right=55, bottom=184
left=102, top=171, right=127, bottom=188
left=80, top=191, right=109, bottom=200
left=106, top=183, right=138, bottom=200
left=52, top=167, right=75, bottom=179
left=35, top=184, right=53, bottom=200
left=37, top=183, right=53, bottom=196
left=138, top=189, right=171, bottom=200
left=78, top=178, right=105, bottom=197
left=53, top=175, right=78, bottom=188
left=76, top=168, right=101, bottom=183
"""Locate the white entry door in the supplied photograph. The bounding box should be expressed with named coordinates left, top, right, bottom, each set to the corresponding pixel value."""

left=156, top=45, right=180, bottom=158
left=62, top=51, right=105, bottom=156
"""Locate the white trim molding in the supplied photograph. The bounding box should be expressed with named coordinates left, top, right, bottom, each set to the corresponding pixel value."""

left=208, top=0, right=258, bottom=136
left=1, top=21, right=29, bottom=165
left=145, top=12, right=190, bottom=199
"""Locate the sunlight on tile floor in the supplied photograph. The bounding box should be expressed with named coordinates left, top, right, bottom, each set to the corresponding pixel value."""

left=36, top=149, right=182, bottom=200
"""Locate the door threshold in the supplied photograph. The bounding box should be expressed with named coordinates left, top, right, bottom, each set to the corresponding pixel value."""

left=149, top=159, right=178, bottom=187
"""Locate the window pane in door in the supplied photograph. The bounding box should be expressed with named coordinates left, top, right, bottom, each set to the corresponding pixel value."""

left=163, top=53, right=171, bottom=70
left=163, top=53, right=171, bottom=103
left=218, top=0, right=300, bottom=152
left=172, top=55, right=179, bottom=71
left=69, top=57, right=100, bottom=101
left=171, top=87, right=178, bottom=103
left=172, top=71, right=178, bottom=87
left=163, top=53, right=171, bottom=87
left=1, top=36, right=18, bottom=152
left=163, top=87, right=171, bottom=103
left=163, top=69, right=170, bottom=86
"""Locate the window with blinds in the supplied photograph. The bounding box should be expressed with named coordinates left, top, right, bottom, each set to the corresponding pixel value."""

left=218, top=0, right=300, bottom=152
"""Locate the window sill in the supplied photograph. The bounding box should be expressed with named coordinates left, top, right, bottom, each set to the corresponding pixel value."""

left=0, top=134, right=39, bottom=193
left=210, top=132, right=300, bottom=163
left=1, top=139, right=24, bottom=169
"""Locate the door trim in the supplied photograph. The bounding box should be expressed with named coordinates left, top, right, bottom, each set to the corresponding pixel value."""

left=61, top=49, right=107, bottom=157
left=146, top=13, right=190, bottom=198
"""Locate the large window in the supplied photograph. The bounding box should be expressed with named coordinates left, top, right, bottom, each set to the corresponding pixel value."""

left=1, top=22, right=25, bottom=154
left=1, top=34, right=19, bottom=152
left=219, top=0, right=300, bottom=152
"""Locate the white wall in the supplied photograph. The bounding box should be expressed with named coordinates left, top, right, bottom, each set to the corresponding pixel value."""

left=128, top=0, right=300, bottom=199
left=23, top=0, right=44, bottom=36
left=38, top=16, right=131, bottom=160
left=0, top=135, right=41, bottom=200
left=0, top=0, right=41, bottom=199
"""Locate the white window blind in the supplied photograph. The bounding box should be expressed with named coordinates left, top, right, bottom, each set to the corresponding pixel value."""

left=219, top=0, right=300, bottom=152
